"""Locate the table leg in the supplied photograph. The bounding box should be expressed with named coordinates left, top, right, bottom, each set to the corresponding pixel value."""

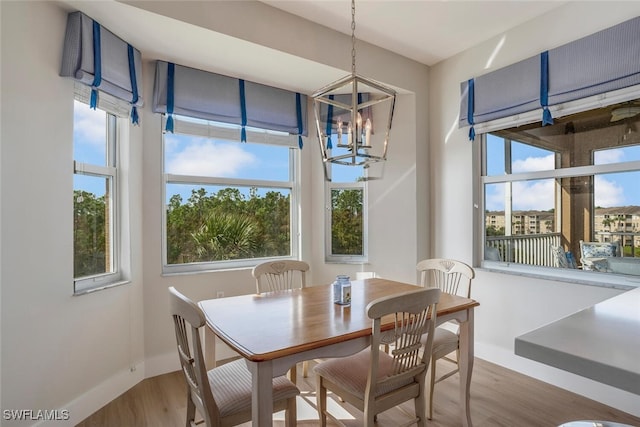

left=458, top=308, right=474, bottom=427
left=202, top=327, right=216, bottom=370
left=249, top=360, right=274, bottom=426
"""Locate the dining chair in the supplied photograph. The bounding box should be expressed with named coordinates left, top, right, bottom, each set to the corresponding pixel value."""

left=168, top=286, right=299, bottom=427
left=313, top=287, right=441, bottom=427
left=252, top=260, right=309, bottom=293
left=252, top=259, right=310, bottom=381
left=416, top=258, right=475, bottom=419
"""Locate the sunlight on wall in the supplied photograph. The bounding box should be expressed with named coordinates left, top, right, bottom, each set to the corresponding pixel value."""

left=485, top=34, right=506, bottom=70
left=445, top=116, right=460, bottom=144
left=370, top=164, right=416, bottom=209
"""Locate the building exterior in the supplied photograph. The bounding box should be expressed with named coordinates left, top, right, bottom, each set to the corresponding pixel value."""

left=486, top=206, right=640, bottom=247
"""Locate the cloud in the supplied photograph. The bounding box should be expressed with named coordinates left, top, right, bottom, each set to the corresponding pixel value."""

left=485, top=179, right=555, bottom=211
left=512, top=154, right=554, bottom=173
left=487, top=175, right=628, bottom=211
left=73, top=100, right=105, bottom=149
left=594, top=149, right=624, bottom=165
left=594, top=175, right=625, bottom=207
left=512, top=180, right=554, bottom=210
left=166, top=138, right=256, bottom=177
left=485, top=184, right=505, bottom=211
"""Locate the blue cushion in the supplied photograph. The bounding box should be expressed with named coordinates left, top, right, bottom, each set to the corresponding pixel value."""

left=580, top=241, right=618, bottom=258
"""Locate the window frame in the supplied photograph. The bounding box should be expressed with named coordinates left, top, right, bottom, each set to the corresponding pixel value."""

left=161, top=116, right=301, bottom=274
left=73, top=99, right=125, bottom=294
left=474, top=86, right=640, bottom=289
left=324, top=179, right=368, bottom=264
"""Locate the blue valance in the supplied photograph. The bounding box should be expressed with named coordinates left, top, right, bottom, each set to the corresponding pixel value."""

left=60, top=11, right=143, bottom=123
left=460, top=15, right=640, bottom=133
left=152, top=61, right=308, bottom=142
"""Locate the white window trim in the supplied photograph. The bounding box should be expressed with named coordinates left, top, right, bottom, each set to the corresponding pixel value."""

left=161, top=116, right=301, bottom=274
left=73, top=106, right=128, bottom=294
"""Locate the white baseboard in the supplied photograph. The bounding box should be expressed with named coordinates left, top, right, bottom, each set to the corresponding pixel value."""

left=476, top=342, right=640, bottom=418
left=32, top=362, right=145, bottom=427
left=39, top=342, right=241, bottom=426
left=144, top=351, right=181, bottom=379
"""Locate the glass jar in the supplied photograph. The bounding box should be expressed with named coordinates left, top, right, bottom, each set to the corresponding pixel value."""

left=333, top=275, right=351, bottom=305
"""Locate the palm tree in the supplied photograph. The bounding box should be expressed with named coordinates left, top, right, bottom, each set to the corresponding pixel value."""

left=602, top=217, right=615, bottom=231
left=192, top=212, right=258, bottom=261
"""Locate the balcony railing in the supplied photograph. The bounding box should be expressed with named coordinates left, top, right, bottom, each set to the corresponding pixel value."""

left=486, top=231, right=640, bottom=267
left=486, top=233, right=561, bottom=267
left=594, top=231, right=640, bottom=257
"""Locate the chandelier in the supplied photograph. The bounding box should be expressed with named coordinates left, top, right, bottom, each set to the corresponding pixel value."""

left=312, top=0, right=396, bottom=180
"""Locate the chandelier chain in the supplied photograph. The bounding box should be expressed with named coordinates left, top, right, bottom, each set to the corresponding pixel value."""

left=351, top=0, right=356, bottom=75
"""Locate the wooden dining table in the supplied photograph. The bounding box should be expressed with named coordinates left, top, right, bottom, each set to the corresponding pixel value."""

left=198, top=277, right=479, bottom=426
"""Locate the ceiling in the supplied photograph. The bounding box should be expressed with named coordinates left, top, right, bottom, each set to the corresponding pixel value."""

left=260, top=1, right=568, bottom=66
left=59, top=0, right=568, bottom=93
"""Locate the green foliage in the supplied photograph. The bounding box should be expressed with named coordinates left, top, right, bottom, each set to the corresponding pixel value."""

left=486, top=225, right=505, bottom=236
left=75, top=185, right=366, bottom=269
left=192, top=212, right=258, bottom=260
left=166, top=187, right=291, bottom=264
left=331, top=189, right=363, bottom=255
left=74, top=190, right=107, bottom=278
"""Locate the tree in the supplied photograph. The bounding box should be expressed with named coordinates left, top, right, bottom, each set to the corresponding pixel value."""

left=486, top=225, right=505, bottom=236
left=602, top=217, right=615, bottom=231
left=166, top=187, right=292, bottom=264
left=331, top=189, right=363, bottom=255
left=191, top=212, right=258, bottom=260
left=74, top=190, right=107, bottom=277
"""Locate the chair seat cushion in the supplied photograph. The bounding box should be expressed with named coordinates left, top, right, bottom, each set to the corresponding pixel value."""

left=313, top=348, right=417, bottom=399
left=423, top=327, right=459, bottom=358
left=208, top=359, right=299, bottom=417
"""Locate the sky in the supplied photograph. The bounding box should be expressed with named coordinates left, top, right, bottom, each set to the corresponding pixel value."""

left=74, top=101, right=108, bottom=198
left=74, top=101, right=361, bottom=203
left=485, top=133, right=640, bottom=212
left=75, top=100, right=365, bottom=196
left=76, top=100, right=640, bottom=211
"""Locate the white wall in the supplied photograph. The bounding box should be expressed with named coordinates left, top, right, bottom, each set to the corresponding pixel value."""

left=0, top=2, right=146, bottom=426
left=430, top=1, right=640, bottom=417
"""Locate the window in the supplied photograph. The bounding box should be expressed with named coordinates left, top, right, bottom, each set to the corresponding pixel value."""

left=480, top=97, right=640, bottom=279
left=163, top=117, right=300, bottom=273
left=325, top=161, right=368, bottom=263
left=73, top=99, right=122, bottom=293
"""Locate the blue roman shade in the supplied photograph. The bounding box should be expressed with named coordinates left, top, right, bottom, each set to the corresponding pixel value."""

left=152, top=61, right=308, bottom=145
left=460, top=16, right=640, bottom=137
left=60, top=11, right=143, bottom=123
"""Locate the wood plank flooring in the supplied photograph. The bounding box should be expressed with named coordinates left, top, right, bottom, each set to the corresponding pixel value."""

left=77, top=358, right=640, bottom=427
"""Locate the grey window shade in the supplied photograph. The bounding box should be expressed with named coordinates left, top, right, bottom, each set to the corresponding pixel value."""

left=74, top=83, right=131, bottom=118
left=459, top=56, right=539, bottom=126
left=60, top=12, right=143, bottom=113
left=460, top=16, right=640, bottom=128
left=152, top=61, right=308, bottom=136
left=548, top=17, right=640, bottom=106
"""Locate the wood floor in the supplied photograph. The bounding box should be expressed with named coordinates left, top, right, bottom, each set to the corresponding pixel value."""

left=77, top=358, right=640, bottom=427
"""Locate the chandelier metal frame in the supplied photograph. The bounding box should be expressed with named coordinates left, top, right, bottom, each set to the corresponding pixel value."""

left=312, top=0, right=396, bottom=178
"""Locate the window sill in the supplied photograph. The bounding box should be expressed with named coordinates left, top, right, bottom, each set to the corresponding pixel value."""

left=480, top=261, right=640, bottom=291
left=73, top=279, right=131, bottom=296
